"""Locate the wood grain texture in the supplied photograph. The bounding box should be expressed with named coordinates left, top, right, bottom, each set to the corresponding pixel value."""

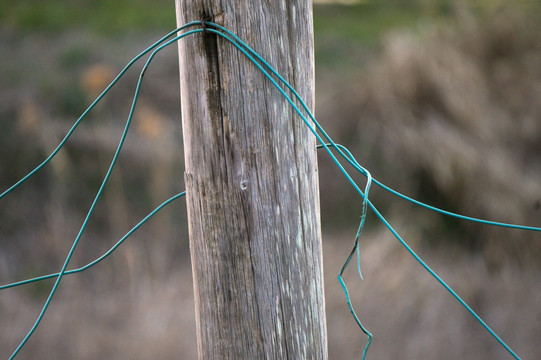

left=175, top=1, right=327, bottom=358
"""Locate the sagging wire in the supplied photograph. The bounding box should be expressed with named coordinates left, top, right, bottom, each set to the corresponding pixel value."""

left=336, top=157, right=374, bottom=359
left=207, top=24, right=541, bottom=234
left=201, top=23, right=528, bottom=360
left=200, top=25, right=374, bottom=357
left=0, top=21, right=200, bottom=201
left=3, top=24, right=203, bottom=359
left=0, top=192, right=185, bottom=291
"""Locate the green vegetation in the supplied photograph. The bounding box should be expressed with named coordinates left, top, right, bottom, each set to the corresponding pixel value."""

left=313, top=2, right=448, bottom=46
left=312, top=1, right=541, bottom=68
left=2, top=0, right=540, bottom=38
left=2, top=1, right=446, bottom=38
left=0, top=0, right=176, bottom=34
left=312, top=2, right=441, bottom=68
left=1, top=1, right=458, bottom=71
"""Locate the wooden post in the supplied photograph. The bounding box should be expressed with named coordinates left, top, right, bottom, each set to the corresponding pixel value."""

left=175, top=1, right=327, bottom=359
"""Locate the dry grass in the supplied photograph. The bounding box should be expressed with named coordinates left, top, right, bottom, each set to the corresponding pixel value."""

left=320, top=3, right=541, bottom=269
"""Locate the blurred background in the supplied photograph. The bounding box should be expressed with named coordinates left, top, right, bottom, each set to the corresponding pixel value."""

left=1, top=0, right=541, bottom=358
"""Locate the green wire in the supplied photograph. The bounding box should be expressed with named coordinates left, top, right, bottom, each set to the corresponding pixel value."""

left=0, top=21, right=200, bottom=201
left=3, top=20, right=537, bottom=360
left=210, top=20, right=541, bottom=234
left=203, top=25, right=375, bottom=359
left=0, top=192, right=185, bottom=291
left=338, top=276, right=373, bottom=359
left=203, top=24, right=525, bottom=360
left=201, top=30, right=377, bottom=355
left=7, top=27, right=202, bottom=360
left=323, top=144, right=527, bottom=359
left=324, top=143, right=541, bottom=232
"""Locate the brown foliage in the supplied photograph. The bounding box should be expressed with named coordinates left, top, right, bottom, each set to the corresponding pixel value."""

left=349, top=7, right=541, bottom=269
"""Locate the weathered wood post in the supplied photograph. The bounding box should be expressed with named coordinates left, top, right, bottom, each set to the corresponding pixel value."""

left=175, top=1, right=327, bottom=359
